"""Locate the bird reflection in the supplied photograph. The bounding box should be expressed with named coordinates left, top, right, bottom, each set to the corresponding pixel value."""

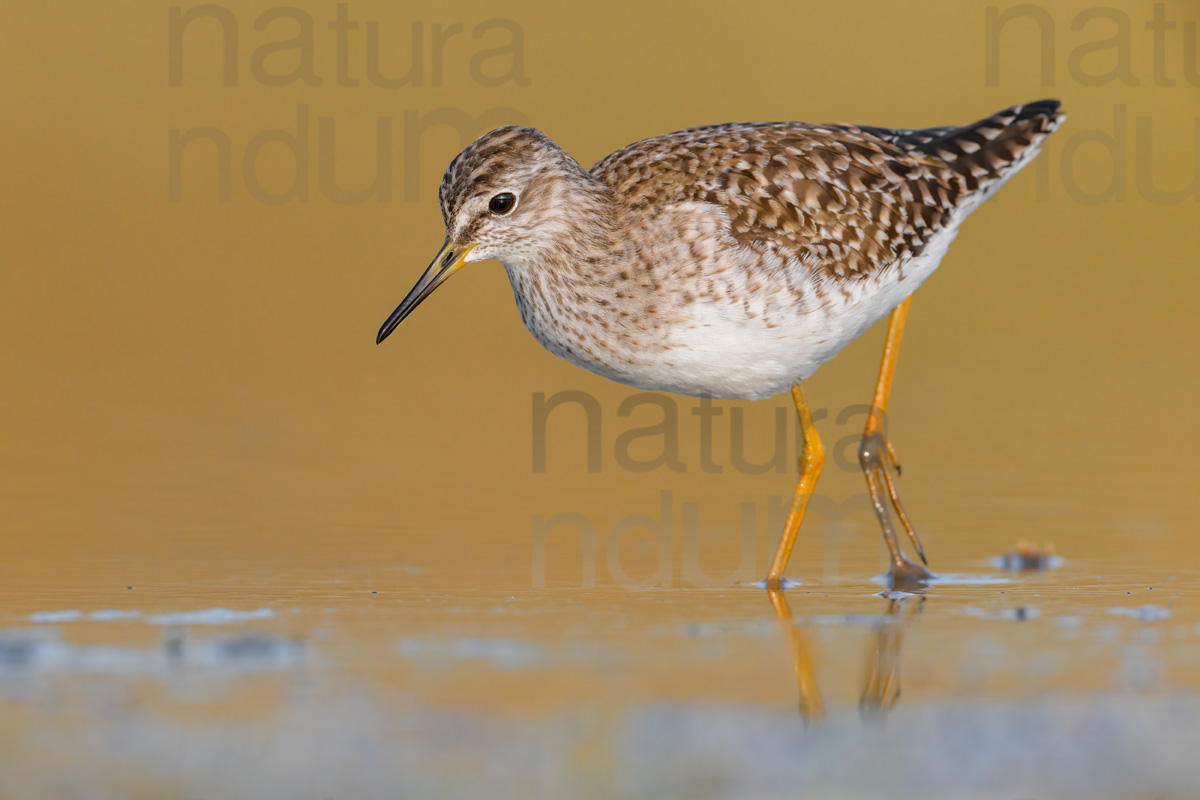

left=767, top=588, right=825, bottom=721
left=860, top=593, right=925, bottom=718
left=767, top=588, right=925, bottom=721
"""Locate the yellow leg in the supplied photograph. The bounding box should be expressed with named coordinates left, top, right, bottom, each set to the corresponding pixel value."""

left=768, top=588, right=824, bottom=721
left=860, top=296, right=932, bottom=586
left=766, top=384, right=825, bottom=589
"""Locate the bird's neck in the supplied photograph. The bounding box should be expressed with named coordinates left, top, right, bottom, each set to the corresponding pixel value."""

left=499, top=177, right=640, bottom=360
left=506, top=176, right=625, bottom=288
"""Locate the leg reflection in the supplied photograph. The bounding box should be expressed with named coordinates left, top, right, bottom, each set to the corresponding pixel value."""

left=766, top=588, right=824, bottom=722
left=859, top=594, right=925, bottom=718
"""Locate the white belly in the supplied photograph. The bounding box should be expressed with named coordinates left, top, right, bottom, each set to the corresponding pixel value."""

left=622, top=228, right=960, bottom=400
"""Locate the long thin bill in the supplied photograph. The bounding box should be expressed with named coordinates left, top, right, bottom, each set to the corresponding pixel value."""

left=376, top=240, right=473, bottom=344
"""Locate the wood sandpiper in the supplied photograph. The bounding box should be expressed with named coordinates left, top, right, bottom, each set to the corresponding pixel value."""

left=377, top=100, right=1065, bottom=589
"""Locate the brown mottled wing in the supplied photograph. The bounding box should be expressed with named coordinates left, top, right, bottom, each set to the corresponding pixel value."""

left=590, top=101, right=1063, bottom=279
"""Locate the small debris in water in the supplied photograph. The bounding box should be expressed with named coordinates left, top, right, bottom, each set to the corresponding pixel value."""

left=993, top=540, right=1062, bottom=571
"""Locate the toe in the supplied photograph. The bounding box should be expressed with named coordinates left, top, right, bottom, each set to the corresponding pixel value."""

left=888, top=558, right=934, bottom=590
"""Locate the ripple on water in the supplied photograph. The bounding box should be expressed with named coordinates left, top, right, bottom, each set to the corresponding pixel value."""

left=25, top=608, right=275, bottom=626
left=1106, top=604, right=1172, bottom=621
left=0, top=628, right=304, bottom=676
left=869, top=572, right=1014, bottom=587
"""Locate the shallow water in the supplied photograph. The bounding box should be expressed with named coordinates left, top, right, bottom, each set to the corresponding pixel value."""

left=2, top=532, right=1198, bottom=798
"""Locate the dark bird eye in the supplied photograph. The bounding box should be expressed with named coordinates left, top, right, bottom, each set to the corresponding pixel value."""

left=489, top=192, right=516, bottom=214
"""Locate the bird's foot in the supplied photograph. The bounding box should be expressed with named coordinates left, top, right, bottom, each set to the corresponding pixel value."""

left=886, top=557, right=935, bottom=591
left=860, top=429, right=931, bottom=571
left=758, top=575, right=800, bottom=591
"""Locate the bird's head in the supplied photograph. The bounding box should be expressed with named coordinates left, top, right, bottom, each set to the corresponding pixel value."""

left=377, top=126, right=601, bottom=344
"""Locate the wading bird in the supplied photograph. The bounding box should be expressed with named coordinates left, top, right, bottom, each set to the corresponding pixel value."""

left=377, top=101, right=1064, bottom=588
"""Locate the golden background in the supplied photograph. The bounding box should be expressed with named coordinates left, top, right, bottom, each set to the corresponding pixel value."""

left=3, top=0, right=1196, bottom=588
left=1, top=1, right=1199, bottom=793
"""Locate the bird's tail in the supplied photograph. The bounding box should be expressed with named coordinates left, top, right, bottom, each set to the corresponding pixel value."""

left=863, top=100, right=1065, bottom=198
left=925, top=100, right=1065, bottom=195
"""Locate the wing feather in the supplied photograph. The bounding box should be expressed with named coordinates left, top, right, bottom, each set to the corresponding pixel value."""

left=590, top=102, right=1063, bottom=280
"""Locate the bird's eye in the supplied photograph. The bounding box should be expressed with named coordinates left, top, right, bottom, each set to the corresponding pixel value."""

left=489, top=192, right=516, bottom=215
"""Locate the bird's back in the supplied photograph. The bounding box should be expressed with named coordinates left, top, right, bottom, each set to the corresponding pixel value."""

left=590, top=100, right=1064, bottom=283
